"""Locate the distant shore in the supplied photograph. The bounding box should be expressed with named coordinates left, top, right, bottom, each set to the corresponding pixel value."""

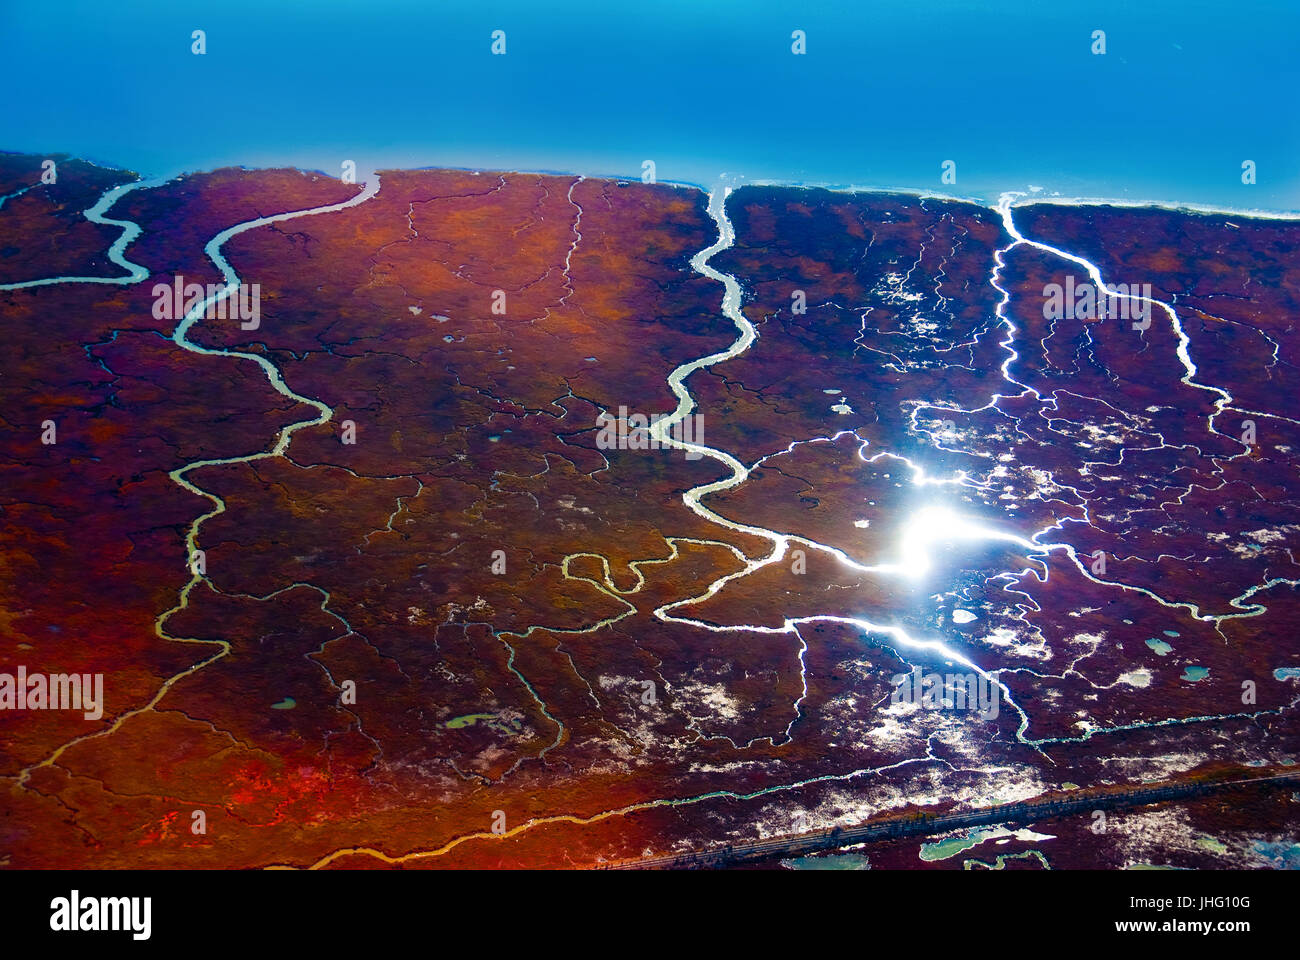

left=7, top=148, right=1300, bottom=223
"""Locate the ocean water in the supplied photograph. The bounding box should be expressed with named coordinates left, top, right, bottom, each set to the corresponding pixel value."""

left=2, top=0, right=1298, bottom=211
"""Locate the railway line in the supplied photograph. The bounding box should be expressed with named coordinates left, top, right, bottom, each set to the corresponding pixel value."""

left=602, top=770, right=1300, bottom=869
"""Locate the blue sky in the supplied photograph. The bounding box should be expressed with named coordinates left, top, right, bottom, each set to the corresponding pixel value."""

left=2, top=0, right=1297, bottom=209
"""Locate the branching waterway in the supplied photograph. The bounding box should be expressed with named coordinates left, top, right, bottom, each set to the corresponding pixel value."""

left=5, top=171, right=1295, bottom=867
left=9, top=176, right=382, bottom=786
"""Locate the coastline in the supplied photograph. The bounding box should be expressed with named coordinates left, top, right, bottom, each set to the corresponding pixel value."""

left=6, top=148, right=1300, bottom=224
